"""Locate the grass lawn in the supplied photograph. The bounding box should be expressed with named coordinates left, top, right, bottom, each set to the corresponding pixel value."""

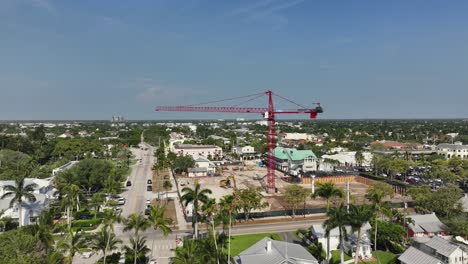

left=368, top=251, right=398, bottom=264
left=229, top=233, right=280, bottom=257
left=330, top=250, right=352, bottom=264
left=330, top=250, right=397, bottom=264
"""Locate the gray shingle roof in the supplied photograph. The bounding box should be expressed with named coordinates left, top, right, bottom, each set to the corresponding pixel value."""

left=425, top=236, right=459, bottom=258
left=398, top=246, right=442, bottom=264
left=235, top=238, right=318, bottom=264
left=407, top=213, right=447, bottom=233
left=437, top=143, right=468, bottom=150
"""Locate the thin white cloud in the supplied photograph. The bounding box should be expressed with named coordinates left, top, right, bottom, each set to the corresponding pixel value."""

left=247, top=0, right=305, bottom=20
left=135, top=86, right=168, bottom=104
left=227, top=0, right=305, bottom=29
left=29, top=0, right=56, bottom=14
left=228, top=0, right=277, bottom=17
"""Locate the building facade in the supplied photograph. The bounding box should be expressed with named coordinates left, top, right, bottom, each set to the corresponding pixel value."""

left=437, top=142, right=468, bottom=159
left=172, top=144, right=223, bottom=159
left=0, top=178, right=56, bottom=227
left=274, top=147, right=318, bottom=174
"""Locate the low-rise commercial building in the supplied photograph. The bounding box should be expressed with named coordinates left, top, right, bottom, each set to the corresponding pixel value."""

left=437, top=142, right=468, bottom=159
left=172, top=144, right=223, bottom=159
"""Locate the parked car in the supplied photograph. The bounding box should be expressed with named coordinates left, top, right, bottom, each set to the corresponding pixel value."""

left=144, top=208, right=150, bottom=215
left=81, top=252, right=94, bottom=259
left=147, top=179, right=152, bottom=185
left=117, top=198, right=126, bottom=205
left=147, top=185, right=152, bottom=191
left=126, top=181, right=132, bottom=187
left=115, top=207, right=122, bottom=213
left=146, top=199, right=151, bottom=205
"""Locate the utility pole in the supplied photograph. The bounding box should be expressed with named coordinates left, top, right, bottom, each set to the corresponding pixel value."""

left=311, top=175, right=316, bottom=194
left=346, top=181, right=350, bottom=213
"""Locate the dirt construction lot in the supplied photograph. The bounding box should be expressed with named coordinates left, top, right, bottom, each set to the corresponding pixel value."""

left=177, top=163, right=407, bottom=212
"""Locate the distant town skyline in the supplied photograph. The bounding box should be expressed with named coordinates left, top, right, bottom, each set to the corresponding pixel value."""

left=1, top=0, right=468, bottom=120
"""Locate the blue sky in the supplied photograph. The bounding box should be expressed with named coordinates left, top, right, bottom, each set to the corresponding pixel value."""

left=1, top=0, right=467, bottom=120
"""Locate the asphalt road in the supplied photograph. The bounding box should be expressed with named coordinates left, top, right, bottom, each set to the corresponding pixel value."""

left=120, top=142, right=154, bottom=219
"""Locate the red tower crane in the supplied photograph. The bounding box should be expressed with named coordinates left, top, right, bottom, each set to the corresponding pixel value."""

left=155, top=90, right=323, bottom=193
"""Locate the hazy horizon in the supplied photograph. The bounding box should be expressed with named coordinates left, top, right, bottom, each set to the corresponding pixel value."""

left=2, top=1, right=468, bottom=120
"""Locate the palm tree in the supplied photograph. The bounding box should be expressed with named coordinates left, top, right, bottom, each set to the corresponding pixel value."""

left=163, top=180, right=172, bottom=199
left=0, top=209, right=8, bottom=231
left=59, top=183, right=81, bottom=229
left=46, top=251, right=65, bottom=264
left=101, top=209, right=122, bottom=264
left=0, top=177, right=37, bottom=227
left=171, top=239, right=198, bottom=264
left=355, top=151, right=365, bottom=167
left=367, top=189, right=386, bottom=251
left=34, top=209, right=55, bottom=254
left=58, top=229, right=89, bottom=264
left=347, top=204, right=374, bottom=264
left=148, top=205, right=172, bottom=235
left=91, top=226, right=122, bottom=264
left=181, top=182, right=212, bottom=239
left=123, top=213, right=150, bottom=264
left=312, top=182, right=343, bottom=210
left=124, top=235, right=150, bottom=264
left=323, top=204, right=348, bottom=264
left=89, top=192, right=105, bottom=218
left=217, top=195, right=237, bottom=232
left=201, top=198, right=220, bottom=264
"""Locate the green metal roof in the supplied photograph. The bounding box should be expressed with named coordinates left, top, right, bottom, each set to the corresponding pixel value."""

left=274, top=147, right=316, bottom=160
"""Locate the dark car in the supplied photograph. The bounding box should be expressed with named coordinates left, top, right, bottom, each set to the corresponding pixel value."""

left=126, top=181, right=132, bottom=187
left=144, top=208, right=150, bottom=215
left=147, top=185, right=152, bottom=191
left=147, top=179, right=152, bottom=185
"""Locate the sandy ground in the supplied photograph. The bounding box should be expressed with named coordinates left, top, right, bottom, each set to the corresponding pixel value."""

left=176, top=160, right=408, bottom=212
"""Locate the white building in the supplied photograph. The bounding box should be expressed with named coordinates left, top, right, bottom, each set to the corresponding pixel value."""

left=311, top=222, right=373, bottom=260
left=437, top=142, right=468, bottom=159
left=232, top=146, right=258, bottom=160
left=321, top=151, right=373, bottom=169
left=172, top=144, right=223, bottom=159
left=0, top=178, right=56, bottom=227
left=188, top=156, right=217, bottom=177
left=274, top=147, right=318, bottom=174
left=281, top=133, right=317, bottom=142
left=52, top=161, right=79, bottom=176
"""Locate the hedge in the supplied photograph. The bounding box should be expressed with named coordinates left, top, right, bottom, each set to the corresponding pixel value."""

left=71, top=218, right=102, bottom=229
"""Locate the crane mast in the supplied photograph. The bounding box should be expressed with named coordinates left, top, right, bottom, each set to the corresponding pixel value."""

left=155, top=90, right=322, bottom=193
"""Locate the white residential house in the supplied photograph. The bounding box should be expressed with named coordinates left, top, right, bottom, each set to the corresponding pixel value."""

left=235, top=238, right=319, bottom=264
left=437, top=142, right=468, bottom=159
left=0, top=178, right=56, bottom=227
left=172, top=144, right=223, bottom=160
left=232, top=145, right=258, bottom=160
left=57, top=132, right=74, bottom=139
left=399, top=236, right=468, bottom=264
left=310, top=222, right=373, bottom=260
left=274, top=147, right=318, bottom=174
left=187, top=156, right=217, bottom=177
left=52, top=160, right=79, bottom=176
